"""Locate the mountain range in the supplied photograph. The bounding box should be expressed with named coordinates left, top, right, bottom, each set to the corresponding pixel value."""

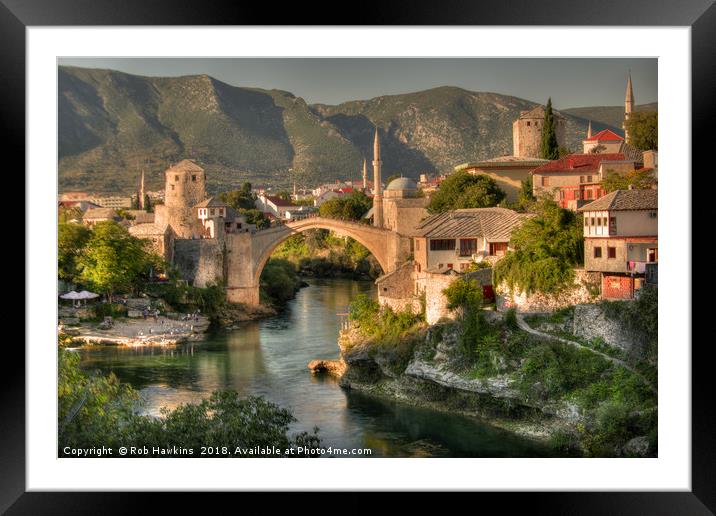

left=58, top=66, right=657, bottom=194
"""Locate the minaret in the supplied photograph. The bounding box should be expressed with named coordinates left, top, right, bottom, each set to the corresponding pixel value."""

left=624, top=71, right=635, bottom=141
left=587, top=120, right=593, bottom=139
left=138, top=170, right=145, bottom=210
left=372, top=127, right=384, bottom=228
left=362, top=158, right=368, bottom=190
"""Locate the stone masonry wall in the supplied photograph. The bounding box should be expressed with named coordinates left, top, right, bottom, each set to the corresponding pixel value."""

left=572, top=303, right=644, bottom=357
left=496, top=269, right=601, bottom=313
left=173, top=239, right=225, bottom=288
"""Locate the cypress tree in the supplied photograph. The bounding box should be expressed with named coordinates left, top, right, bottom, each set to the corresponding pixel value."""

left=540, top=98, right=560, bottom=160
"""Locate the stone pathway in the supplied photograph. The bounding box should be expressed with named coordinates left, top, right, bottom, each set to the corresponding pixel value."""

left=515, top=314, right=656, bottom=394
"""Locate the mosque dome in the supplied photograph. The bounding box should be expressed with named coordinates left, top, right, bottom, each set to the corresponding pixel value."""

left=386, top=177, right=418, bottom=191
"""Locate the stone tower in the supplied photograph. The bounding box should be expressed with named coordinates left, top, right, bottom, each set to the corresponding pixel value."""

left=512, top=105, right=566, bottom=158
left=372, top=128, right=384, bottom=228
left=156, top=159, right=207, bottom=239
left=624, top=72, right=635, bottom=141
left=138, top=170, right=145, bottom=210
left=587, top=120, right=593, bottom=139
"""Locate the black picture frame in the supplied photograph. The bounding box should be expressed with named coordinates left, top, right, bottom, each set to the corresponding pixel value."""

left=4, top=0, right=712, bottom=512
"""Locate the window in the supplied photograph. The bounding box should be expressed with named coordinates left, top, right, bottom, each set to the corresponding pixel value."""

left=580, top=176, right=585, bottom=183
left=170, top=184, right=175, bottom=191
left=609, top=216, right=617, bottom=235
left=430, top=239, right=456, bottom=251
left=459, top=238, right=477, bottom=256
left=210, top=208, right=215, bottom=216
left=590, top=217, right=595, bottom=226
left=607, top=247, right=617, bottom=259
left=584, top=217, right=589, bottom=227
left=541, top=176, right=550, bottom=187
left=447, top=263, right=453, bottom=269
left=489, top=242, right=508, bottom=256
left=192, top=175, right=197, bottom=182
left=559, top=190, right=565, bottom=200
left=586, top=190, right=593, bottom=199
left=649, top=211, right=657, bottom=218
left=594, top=246, right=602, bottom=258
left=526, top=121, right=531, bottom=126
left=175, top=175, right=179, bottom=182
left=587, top=175, right=593, bottom=183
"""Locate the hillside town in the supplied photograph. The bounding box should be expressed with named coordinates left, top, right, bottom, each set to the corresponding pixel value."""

left=58, top=69, right=659, bottom=459
left=60, top=73, right=657, bottom=318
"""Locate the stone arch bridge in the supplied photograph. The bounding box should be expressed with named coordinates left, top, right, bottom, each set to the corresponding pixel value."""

left=224, top=216, right=411, bottom=305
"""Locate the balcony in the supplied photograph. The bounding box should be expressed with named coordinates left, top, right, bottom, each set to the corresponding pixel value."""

left=626, top=260, right=657, bottom=274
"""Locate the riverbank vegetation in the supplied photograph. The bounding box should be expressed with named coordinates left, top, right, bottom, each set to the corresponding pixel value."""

left=58, top=349, right=320, bottom=457
left=59, top=221, right=164, bottom=302
left=343, top=276, right=656, bottom=457
left=494, top=198, right=584, bottom=295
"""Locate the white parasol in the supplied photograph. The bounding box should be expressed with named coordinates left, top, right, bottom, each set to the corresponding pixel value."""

left=60, top=290, right=82, bottom=307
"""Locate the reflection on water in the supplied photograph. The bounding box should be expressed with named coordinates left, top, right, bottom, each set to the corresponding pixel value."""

left=79, top=278, right=556, bottom=457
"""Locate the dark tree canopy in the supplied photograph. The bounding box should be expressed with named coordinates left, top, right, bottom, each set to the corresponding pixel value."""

left=427, top=170, right=506, bottom=214
left=625, top=111, right=658, bottom=150
left=319, top=191, right=372, bottom=221
left=494, top=198, right=584, bottom=295
left=601, top=169, right=657, bottom=193
left=540, top=98, right=560, bottom=160
left=218, top=182, right=256, bottom=211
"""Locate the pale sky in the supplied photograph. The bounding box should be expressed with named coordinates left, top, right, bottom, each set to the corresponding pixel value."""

left=57, top=58, right=657, bottom=109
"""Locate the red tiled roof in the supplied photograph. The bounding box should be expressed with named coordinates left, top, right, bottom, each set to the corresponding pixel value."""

left=584, top=129, right=624, bottom=142
left=533, top=153, right=626, bottom=174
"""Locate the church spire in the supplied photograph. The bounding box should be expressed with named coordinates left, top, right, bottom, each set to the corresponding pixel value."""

left=372, top=126, right=383, bottom=228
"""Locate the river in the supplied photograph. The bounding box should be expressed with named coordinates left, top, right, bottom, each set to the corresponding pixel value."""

left=78, top=278, right=556, bottom=457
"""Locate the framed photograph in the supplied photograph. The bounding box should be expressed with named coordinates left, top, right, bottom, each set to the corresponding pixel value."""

left=7, top=0, right=713, bottom=511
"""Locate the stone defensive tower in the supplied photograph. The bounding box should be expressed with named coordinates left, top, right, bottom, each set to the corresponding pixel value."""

left=512, top=105, right=566, bottom=158
left=155, top=159, right=207, bottom=239
left=372, top=127, right=384, bottom=228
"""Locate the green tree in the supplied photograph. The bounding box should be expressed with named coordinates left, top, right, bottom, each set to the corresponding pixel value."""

left=58, top=350, right=139, bottom=449
left=58, top=223, right=92, bottom=281
left=494, top=198, right=584, bottom=295
left=260, top=258, right=302, bottom=305
left=77, top=221, right=158, bottom=301
left=625, top=111, right=658, bottom=150
left=540, top=98, right=560, bottom=160
left=238, top=208, right=270, bottom=229
left=58, top=349, right=321, bottom=455
left=516, top=176, right=536, bottom=211
left=58, top=206, right=84, bottom=223
left=319, top=191, right=372, bottom=221
left=601, top=169, right=657, bottom=193
left=218, top=182, right=256, bottom=211
left=427, top=170, right=506, bottom=214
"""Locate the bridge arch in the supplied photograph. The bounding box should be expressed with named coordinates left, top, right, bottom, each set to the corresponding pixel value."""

left=251, top=217, right=395, bottom=286
left=224, top=216, right=411, bottom=306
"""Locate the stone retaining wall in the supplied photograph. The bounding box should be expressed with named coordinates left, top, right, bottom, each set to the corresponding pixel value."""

left=496, top=269, right=601, bottom=313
